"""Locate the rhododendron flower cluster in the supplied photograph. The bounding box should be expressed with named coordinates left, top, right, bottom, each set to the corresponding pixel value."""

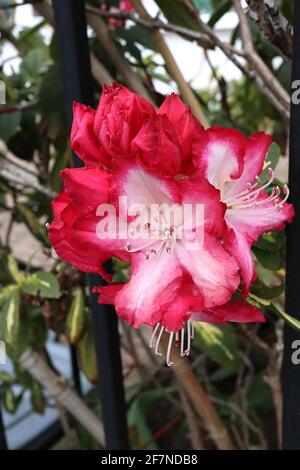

left=48, top=82, right=294, bottom=365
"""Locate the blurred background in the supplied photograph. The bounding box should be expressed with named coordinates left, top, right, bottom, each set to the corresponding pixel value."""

left=0, top=0, right=294, bottom=450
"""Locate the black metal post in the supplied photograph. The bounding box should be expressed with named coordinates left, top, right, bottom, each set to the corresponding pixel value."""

left=70, top=345, right=82, bottom=395
left=0, top=406, right=8, bottom=450
left=52, top=0, right=129, bottom=450
left=283, top=0, right=300, bottom=450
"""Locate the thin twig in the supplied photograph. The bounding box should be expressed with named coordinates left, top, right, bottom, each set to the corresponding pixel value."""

left=86, top=5, right=214, bottom=50
left=0, top=100, right=38, bottom=113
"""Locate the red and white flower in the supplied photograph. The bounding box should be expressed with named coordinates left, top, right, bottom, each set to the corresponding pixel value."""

left=48, top=83, right=293, bottom=365
left=193, top=126, right=294, bottom=292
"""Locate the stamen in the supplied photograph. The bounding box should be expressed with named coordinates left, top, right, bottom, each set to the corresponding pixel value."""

left=184, top=320, right=191, bottom=357
left=166, top=333, right=174, bottom=367
left=234, top=186, right=280, bottom=210
left=125, top=239, right=157, bottom=253
left=155, top=326, right=164, bottom=356
left=277, top=184, right=290, bottom=207
left=149, top=323, right=160, bottom=348
left=45, top=223, right=50, bottom=230
left=180, top=327, right=185, bottom=357
left=226, top=168, right=275, bottom=207
left=149, top=321, right=195, bottom=366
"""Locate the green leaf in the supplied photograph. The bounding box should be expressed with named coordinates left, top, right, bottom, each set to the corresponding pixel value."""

left=0, top=111, right=21, bottom=142
left=4, top=389, right=22, bottom=414
left=208, top=0, right=231, bottom=27
left=247, top=373, right=273, bottom=411
left=7, top=254, right=24, bottom=284
left=21, top=271, right=61, bottom=299
left=270, top=303, right=300, bottom=332
left=0, top=286, right=20, bottom=345
left=251, top=279, right=284, bottom=300
left=155, top=0, right=200, bottom=31
left=260, top=142, right=280, bottom=184
left=39, top=63, right=64, bottom=115
left=16, top=203, right=49, bottom=246
left=194, top=322, right=240, bottom=370
left=51, top=151, right=70, bottom=192
left=30, top=381, right=46, bottom=414
left=66, top=288, right=86, bottom=344
left=128, top=389, right=161, bottom=450
left=115, top=25, right=157, bottom=52
left=78, top=318, right=97, bottom=384
left=254, top=232, right=281, bottom=254
left=28, top=313, right=47, bottom=350
left=0, top=371, right=13, bottom=384
left=253, top=246, right=282, bottom=271
left=20, top=48, right=48, bottom=79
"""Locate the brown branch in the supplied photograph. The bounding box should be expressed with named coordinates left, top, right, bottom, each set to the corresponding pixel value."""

left=131, top=0, right=209, bottom=127
left=85, top=5, right=215, bottom=50
left=0, top=100, right=38, bottom=113
left=20, top=348, right=105, bottom=445
left=178, top=0, right=290, bottom=120
left=0, top=0, right=41, bottom=9
left=245, top=0, right=293, bottom=62
left=158, top=333, right=235, bottom=449
left=178, top=384, right=205, bottom=450
left=232, top=0, right=290, bottom=115
left=0, top=139, right=56, bottom=198
left=86, top=9, right=153, bottom=102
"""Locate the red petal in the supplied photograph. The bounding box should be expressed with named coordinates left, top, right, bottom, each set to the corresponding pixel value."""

left=175, top=233, right=240, bottom=309
left=98, top=283, right=124, bottom=304
left=71, top=102, right=110, bottom=168
left=159, top=93, right=204, bottom=162
left=224, top=132, right=272, bottom=200
left=94, top=82, right=155, bottom=158
left=114, top=249, right=182, bottom=328
left=131, top=114, right=182, bottom=176
left=193, top=126, right=247, bottom=190
left=210, top=300, right=265, bottom=323
left=48, top=192, right=112, bottom=280
left=61, top=167, right=111, bottom=213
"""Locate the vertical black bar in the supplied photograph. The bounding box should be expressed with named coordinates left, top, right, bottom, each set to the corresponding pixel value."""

left=70, top=345, right=82, bottom=395
left=283, top=0, right=300, bottom=450
left=0, top=406, right=8, bottom=450
left=52, top=0, right=129, bottom=450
